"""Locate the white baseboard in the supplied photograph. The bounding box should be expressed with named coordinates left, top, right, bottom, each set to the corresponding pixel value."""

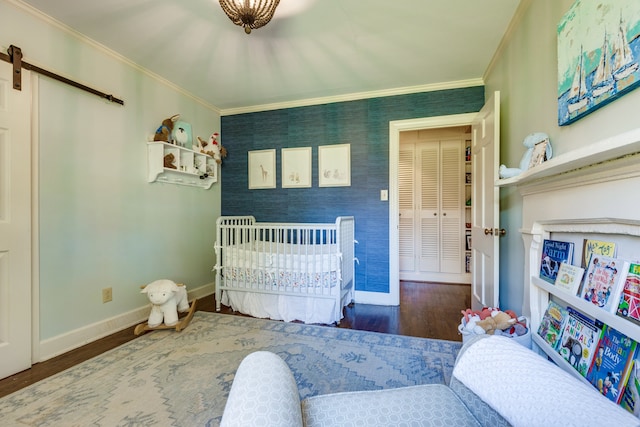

left=37, top=282, right=215, bottom=362
left=354, top=290, right=397, bottom=306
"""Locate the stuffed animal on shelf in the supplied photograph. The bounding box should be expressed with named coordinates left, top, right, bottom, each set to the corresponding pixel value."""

left=164, top=153, right=177, bottom=169
left=153, top=114, right=180, bottom=143
left=196, top=132, right=227, bottom=164
left=499, top=132, right=552, bottom=179
left=141, top=279, right=190, bottom=327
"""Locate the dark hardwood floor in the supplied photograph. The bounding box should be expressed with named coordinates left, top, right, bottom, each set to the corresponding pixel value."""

left=0, top=281, right=469, bottom=398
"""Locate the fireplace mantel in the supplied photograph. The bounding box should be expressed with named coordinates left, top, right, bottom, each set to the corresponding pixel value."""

left=496, top=126, right=640, bottom=189
left=512, top=127, right=640, bottom=385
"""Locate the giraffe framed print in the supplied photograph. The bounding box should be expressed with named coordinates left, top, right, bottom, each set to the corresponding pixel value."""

left=248, top=149, right=276, bottom=189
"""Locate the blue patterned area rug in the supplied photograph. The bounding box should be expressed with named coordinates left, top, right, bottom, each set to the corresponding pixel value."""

left=0, top=312, right=462, bottom=426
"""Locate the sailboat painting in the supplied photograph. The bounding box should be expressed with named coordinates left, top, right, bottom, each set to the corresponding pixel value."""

left=558, top=0, right=640, bottom=126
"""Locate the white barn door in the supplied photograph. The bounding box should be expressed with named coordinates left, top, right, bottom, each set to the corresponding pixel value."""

left=0, top=60, right=33, bottom=378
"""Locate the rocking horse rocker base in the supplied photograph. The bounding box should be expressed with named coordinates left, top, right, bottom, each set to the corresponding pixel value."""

left=134, top=280, right=198, bottom=336
left=134, top=298, right=197, bottom=335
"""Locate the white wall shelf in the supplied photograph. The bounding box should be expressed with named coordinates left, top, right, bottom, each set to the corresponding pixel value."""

left=147, top=142, right=217, bottom=189
left=496, top=127, right=640, bottom=188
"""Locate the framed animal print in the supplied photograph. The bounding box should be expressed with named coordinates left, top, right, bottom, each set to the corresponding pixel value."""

left=248, top=149, right=276, bottom=189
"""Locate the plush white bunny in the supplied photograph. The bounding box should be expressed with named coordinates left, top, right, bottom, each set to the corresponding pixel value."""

left=141, top=279, right=190, bottom=327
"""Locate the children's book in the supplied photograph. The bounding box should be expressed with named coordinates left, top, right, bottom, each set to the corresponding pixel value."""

left=554, top=262, right=585, bottom=296
left=539, top=239, right=575, bottom=284
left=581, top=238, right=617, bottom=268
left=621, top=358, right=640, bottom=417
left=557, top=307, right=603, bottom=377
left=617, top=263, right=640, bottom=327
left=537, top=300, right=569, bottom=351
left=586, top=325, right=637, bottom=404
left=580, top=255, right=629, bottom=313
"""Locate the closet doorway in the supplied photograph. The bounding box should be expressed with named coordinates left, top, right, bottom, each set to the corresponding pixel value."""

left=398, top=126, right=471, bottom=284
left=388, top=113, right=476, bottom=305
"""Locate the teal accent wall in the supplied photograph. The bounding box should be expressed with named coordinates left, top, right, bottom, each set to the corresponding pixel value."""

left=221, top=87, right=484, bottom=294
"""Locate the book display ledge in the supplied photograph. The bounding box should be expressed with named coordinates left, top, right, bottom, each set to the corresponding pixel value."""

left=499, top=127, right=640, bottom=391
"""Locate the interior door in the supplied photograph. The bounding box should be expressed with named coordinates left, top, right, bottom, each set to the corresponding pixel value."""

left=471, top=91, right=500, bottom=311
left=0, top=60, right=32, bottom=378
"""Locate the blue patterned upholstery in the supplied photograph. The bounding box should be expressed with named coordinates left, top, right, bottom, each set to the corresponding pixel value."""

left=302, top=384, right=481, bottom=426
left=222, top=335, right=640, bottom=427
left=221, top=351, right=303, bottom=427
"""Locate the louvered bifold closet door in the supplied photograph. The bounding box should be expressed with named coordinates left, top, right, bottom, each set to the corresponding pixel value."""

left=439, top=140, right=464, bottom=273
left=418, top=143, right=440, bottom=273
left=398, top=145, right=416, bottom=272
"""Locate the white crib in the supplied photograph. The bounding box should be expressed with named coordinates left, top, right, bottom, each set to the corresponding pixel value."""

left=214, top=216, right=356, bottom=324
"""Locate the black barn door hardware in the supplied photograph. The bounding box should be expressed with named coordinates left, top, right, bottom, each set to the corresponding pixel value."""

left=0, top=44, right=124, bottom=105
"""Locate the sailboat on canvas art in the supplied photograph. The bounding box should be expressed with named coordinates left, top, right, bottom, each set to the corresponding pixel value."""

left=612, top=15, right=639, bottom=82
left=591, top=32, right=614, bottom=98
left=567, top=46, right=589, bottom=114
left=557, top=0, right=640, bottom=126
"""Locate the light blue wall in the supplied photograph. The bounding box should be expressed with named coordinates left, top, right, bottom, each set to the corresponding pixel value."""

left=1, top=2, right=221, bottom=341
left=221, top=88, right=485, bottom=294
left=485, top=0, right=640, bottom=314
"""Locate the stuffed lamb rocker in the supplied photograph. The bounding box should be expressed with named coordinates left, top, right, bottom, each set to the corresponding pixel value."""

left=134, top=279, right=197, bottom=335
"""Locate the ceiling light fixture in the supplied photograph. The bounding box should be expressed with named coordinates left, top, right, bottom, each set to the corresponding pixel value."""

left=219, top=0, right=281, bottom=34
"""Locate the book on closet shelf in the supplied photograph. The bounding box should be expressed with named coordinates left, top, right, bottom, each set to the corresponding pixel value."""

left=586, top=325, right=638, bottom=405
left=554, top=262, right=585, bottom=296
left=537, top=300, right=569, bottom=351
left=557, top=307, right=603, bottom=377
left=579, top=255, right=629, bottom=313
left=617, top=263, right=640, bottom=327
left=621, top=357, right=640, bottom=417
left=539, top=239, right=575, bottom=284
left=581, top=239, right=617, bottom=268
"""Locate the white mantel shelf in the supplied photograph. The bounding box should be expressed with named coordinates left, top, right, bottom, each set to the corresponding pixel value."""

left=496, top=127, right=640, bottom=188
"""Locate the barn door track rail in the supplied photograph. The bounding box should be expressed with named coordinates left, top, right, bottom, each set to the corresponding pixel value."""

left=0, top=44, right=124, bottom=106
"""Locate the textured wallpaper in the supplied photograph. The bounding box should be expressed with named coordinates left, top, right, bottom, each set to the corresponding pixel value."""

left=221, top=87, right=484, bottom=294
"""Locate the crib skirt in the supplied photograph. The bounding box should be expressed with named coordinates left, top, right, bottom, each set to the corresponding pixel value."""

left=222, top=289, right=348, bottom=325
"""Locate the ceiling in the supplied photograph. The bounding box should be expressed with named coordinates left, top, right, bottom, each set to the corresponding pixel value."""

left=18, top=0, right=521, bottom=113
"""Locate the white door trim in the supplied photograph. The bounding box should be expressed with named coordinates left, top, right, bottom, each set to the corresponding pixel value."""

left=30, top=74, right=40, bottom=363
left=388, top=113, right=477, bottom=305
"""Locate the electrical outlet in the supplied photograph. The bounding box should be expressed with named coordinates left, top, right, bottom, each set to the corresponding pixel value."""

left=102, top=287, right=113, bottom=303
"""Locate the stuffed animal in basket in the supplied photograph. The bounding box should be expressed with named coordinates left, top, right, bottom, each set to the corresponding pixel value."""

left=153, top=114, right=180, bottom=143
left=498, top=132, right=551, bottom=179
left=141, top=279, right=190, bottom=327
left=475, top=311, right=517, bottom=335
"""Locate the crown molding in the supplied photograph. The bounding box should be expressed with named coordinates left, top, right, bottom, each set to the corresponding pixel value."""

left=220, top=78, right=484, bottom=116
left=483, top=0, right=532, bottom=81
left=6, top=0, right=220, bottom=114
